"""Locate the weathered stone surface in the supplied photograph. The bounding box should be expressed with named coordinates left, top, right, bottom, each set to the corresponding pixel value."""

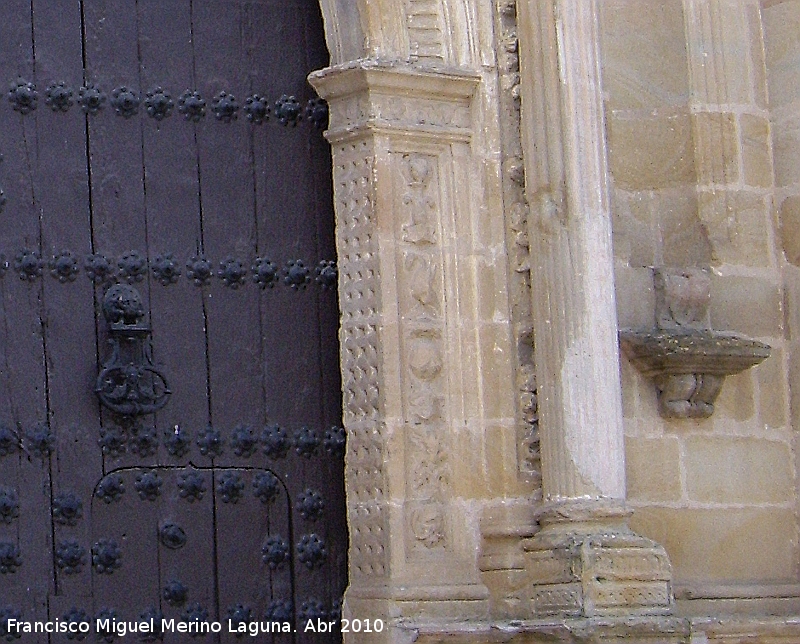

left=684, top=436, right=793, bottom=504
left=626, top=436, right=682, bottom=503
left=598, top=0, right=689, bottom=110
left=608, top=112, right=696, bottom=191
left=740, top=114, right=773, bottom=188
left=779, top=195, right=800, bottom=266
left=631, top=507, right=797, bottom=583
left=709, top=274, right=783, bottom=337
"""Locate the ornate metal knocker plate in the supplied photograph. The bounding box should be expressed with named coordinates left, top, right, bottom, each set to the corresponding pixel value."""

left=95, top=284, right=171, bottom=416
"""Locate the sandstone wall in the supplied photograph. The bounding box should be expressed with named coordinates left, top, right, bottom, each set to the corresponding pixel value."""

left=600, top=0, right=799, bottom=612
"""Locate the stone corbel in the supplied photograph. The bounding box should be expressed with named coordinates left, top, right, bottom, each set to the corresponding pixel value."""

left=620, top=268, right=771, bottom=419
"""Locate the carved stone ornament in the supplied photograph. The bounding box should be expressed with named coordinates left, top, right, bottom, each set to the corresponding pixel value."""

left=620, top=267, right=770, bottom=418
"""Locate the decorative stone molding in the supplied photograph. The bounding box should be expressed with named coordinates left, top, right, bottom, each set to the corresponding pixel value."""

left=620, top=268, right=771, bottom=418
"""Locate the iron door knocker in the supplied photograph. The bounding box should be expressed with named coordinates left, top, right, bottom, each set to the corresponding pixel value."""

left=95, top=284, right=171, bottom=416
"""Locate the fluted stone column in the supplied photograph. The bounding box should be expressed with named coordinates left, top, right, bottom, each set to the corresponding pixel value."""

left=516, top=0, right=674, bottom=617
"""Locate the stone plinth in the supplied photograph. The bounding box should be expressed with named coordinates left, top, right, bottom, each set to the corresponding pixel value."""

left=523, top=501, right=673, bottom=618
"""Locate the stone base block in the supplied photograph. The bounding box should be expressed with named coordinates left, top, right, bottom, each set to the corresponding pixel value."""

left=523, top=526, right=673, bottom=618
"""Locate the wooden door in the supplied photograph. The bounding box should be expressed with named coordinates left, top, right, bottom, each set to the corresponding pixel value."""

left=0, top=1, right=345, bottom=642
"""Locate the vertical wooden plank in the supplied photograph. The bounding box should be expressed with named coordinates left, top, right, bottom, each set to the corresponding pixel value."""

left=246, top=2, right=344, bottom=637
left=29, top=1, right=101, bottom=635
left=136, top=0, right=209, bottom=440
left=191, top=3, right=264, bottom=630
left=159, top=466, right=216, bottom=644
left=90, top=468, right=159, bottom=623
left=83, top=0, right=155, bottom=620
left=0, top=2, right=52, bottom=639
left=215, top=468, right=275, bottom=644
left=192, top=0, right=262, bottom=439
left=135, top=2, right=216, bottom=637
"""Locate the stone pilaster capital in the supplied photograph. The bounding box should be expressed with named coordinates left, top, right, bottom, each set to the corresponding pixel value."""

left=309, top=60, right=480, bottom=142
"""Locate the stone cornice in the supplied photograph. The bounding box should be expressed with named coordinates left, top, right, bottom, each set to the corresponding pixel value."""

left=309, top=60, right=480, bottom=142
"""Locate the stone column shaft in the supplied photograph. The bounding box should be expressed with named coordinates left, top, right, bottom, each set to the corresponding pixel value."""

left=520, top=0, right=625, bottom=505
left=515, top=0, right=673, bottom=617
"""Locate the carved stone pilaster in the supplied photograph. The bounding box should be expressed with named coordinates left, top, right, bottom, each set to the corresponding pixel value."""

left=310, top=61, right=489, bottom=634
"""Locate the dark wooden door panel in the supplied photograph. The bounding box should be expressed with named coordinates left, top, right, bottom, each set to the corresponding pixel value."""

left=0, top=1, right=344, bottom=641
